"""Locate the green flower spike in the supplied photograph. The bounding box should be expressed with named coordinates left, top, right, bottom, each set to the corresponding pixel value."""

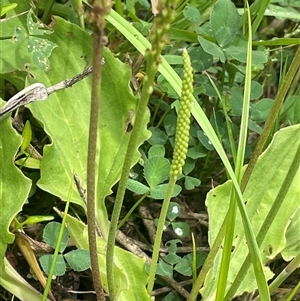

left=171, top=48, right=194, bottom=177
left=147, top=48, right=194, bottom=294
left=109, top=0, right=178, bottom=298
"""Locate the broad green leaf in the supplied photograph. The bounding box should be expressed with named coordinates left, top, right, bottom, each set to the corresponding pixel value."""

left=203, top=124, right=300, bottom=299
left=63, top=214, right=153, bottom=301
left=0, top=101, right=31, bottom=259
left=26, top=9, right=52, bottom=36
left=27, top=10, right=57, bottom=70
left=103, top=10, right=270, bottom=298
left=210, top=0, right=240, bottom=47
left=1, top=7, right=149, bottom=242
left=11, top=10, right=57, bottom=71
left=281, top=208, right=300, bottom=261
left=20, top=17, right=150, bottom=239
left=27, top=36, right=57, bottom=71
left=0, top=100, right=32, bottom=298
left=12, top=25, right=26, bottom=43
left=0, top=2, right=31, bottom=73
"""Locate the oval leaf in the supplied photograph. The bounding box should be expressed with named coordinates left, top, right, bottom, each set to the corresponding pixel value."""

left=64, top=249, right=91, bottom=272
left=144, top=156, right=170, bottom=188
left=210, top=0, right=240, bottom=47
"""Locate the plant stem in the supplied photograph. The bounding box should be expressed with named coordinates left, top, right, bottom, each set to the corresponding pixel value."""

left=42, top=180, right=73, bottom=301
left=148, top=48, right=193, bottom=294
left=106, top=54, right=157, bottom=299
left=187, top=215, right=229, bottom=301
left=106, top=1, right=176, bottom=299
left=114, top=0, right=123, bottom=16
left=41, top=0, right=55, bottom=23
left=86, top=1, right=111, bottom=301
left=118, top=191, right=150, bottom=229
left=147, top=176, right=177, bottom=293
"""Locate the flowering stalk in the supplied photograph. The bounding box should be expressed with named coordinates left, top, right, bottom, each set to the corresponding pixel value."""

left=86, top=1, right=111, bottom=301
left=147, top=48, right=193, bottom=294
left=106, top=1, right=176, bottom=299
left=170, top=49, right=193, bottom=177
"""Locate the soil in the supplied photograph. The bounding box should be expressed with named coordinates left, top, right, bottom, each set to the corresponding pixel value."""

left=1, top=191, right=299, bottom=301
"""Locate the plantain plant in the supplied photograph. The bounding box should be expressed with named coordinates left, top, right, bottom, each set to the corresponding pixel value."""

left=0, top=1, right=299, bottom=301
